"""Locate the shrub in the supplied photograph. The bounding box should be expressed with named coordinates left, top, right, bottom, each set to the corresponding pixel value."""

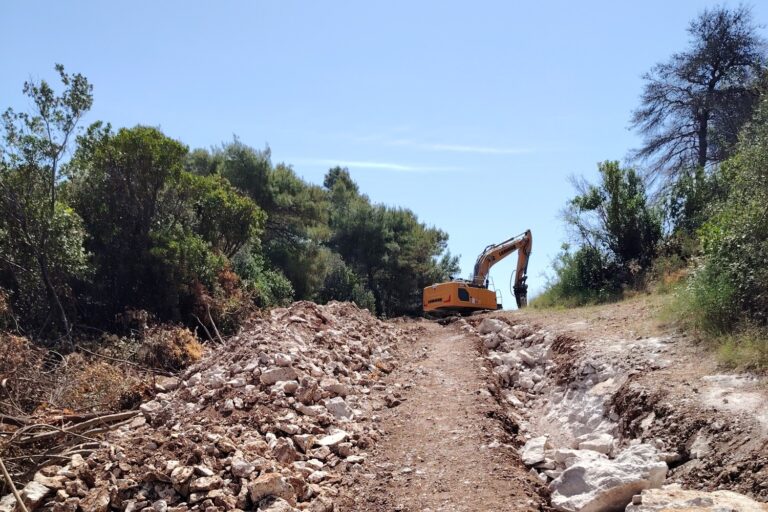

left=138, top=325, right=203, bottom=371
left=532, top=245, right=622, bottom=308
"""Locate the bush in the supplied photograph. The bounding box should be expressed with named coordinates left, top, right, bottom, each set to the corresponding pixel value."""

left=232, top=249, right=294, bottom=308
left=318, top=254, right=376, bottom=313
left=532, top=245, right=623, bottom=308
left=669, top=262, right=739, bottom=334
left=138, top=325, right=203, bottom=371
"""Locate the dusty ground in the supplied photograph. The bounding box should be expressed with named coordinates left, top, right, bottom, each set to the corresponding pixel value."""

left=498, top=295, right=768, bottom=499
left=3, top=296, right=767, bottom=511
left=339, top=321, right=545, bottom=511
left=342, top=294, right=768, bottom=509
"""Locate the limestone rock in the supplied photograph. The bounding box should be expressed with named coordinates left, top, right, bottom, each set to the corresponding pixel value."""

left=577, top=433, right=614, bottom=455
left=325, top=397, right=353, bottom=419
left=250, top=473, right=295, bottom=504
left=258, top=496, right=299, bottom=512
left=261, top=367, right=298, bottom=386
left=521, top=436, right=551, bottom=466
left=317, top=430, right=348, bottom=447
left=478, top=318, right=506, bottom=335
left=626, top=487, right=768, bottom=511
left=549, top=444, right=667, bottom=512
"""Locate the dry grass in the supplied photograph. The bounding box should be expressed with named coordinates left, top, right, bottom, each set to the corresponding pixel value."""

left=137, top=325, right=203, bottom=371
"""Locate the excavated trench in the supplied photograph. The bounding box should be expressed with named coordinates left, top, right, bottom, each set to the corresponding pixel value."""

left=459, top=316, right=768, bottom=512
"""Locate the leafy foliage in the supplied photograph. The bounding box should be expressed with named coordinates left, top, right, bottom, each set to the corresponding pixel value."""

left=631, top=5, right=765, bottom=178
left=0, top=65, right=93, bottom=335
left=532, top=244, right=622, bottom=308
left=685, top=94, right=768, bottom=331
left=537, top=162, right=661, bottom=307
left=0, top=66, right=460, bottom=343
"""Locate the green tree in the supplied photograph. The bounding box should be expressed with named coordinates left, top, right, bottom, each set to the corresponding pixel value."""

left=70, top=125, right=193, bottom=317
left=631, top=6, right=766, bottom=178
left=174, top=173, right=265, bottom=258
left=693, top=94, right=768, bottom=329
left=0, top=64, right=93, bottom=334
left=566, top=161, right=661, bottom=273
left=317, top=252, right=376, bottom=313
left=325, top=169, right=458, bottom=316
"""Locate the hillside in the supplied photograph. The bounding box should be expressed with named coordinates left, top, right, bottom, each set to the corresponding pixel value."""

left=2, top=297, right=766, bottom=512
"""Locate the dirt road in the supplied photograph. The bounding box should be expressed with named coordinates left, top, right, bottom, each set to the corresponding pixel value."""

left=340, top=296, right=768, bottom=511
left=340, top=321, right=543, bottom=511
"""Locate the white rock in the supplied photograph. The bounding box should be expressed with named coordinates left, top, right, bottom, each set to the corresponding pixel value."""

left=325, top=397, right=353, bottom=419
left=521, top=436, right=551, bottom=466
left=483, top=333, right=504, bottom=349
left=687, top=432, right=711, bottom=460
left=296, top=404, right=326, bottom=416
left=139, top=400, right=163, bottom=418
left=307, top=471, right=328, bottom=484
left=317, top=430, right=348, bottom=447
left=231, top=457, right=256, bottom=478
left=257, top=497, right=298, bottom=512
left=628, top=488, right=768, bottom=511
left=20, top=481, right=52, bottom=510
left=577, top=432, right=614, bottom=455
left=554, top=448, right=608, bottom=468
left=549, top=444, right=667, bottom=512
left=260, top=367, right=298, bottom=385
left=478, top=318, right=506, bottom=334
left=518, top=349, right=537, bottom=367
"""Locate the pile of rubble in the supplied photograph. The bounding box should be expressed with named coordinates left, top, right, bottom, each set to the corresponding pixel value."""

left=465, top=316, right=767, bottom=512
left=1, top=301, right=410, bottom=512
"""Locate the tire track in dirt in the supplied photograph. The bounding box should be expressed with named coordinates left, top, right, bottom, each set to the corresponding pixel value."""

left=339, top=321, right=543, bottom=511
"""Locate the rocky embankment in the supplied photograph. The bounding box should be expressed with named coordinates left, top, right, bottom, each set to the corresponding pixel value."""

left=1, top=301, right=411, bottom=512
left=465, top=316, right=767, bottom=512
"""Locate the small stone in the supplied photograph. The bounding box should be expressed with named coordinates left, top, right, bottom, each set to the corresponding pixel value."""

left=521, top=436, right=550, bottom=466
left=308, top=471, right=328, bottom=484
left=231, top=457, right=256, bottom=478
left=249, top=473, right=295, bottom=503
left=317, top=430, right=348, bottom=447
left=325, top=397, right=353, bottom=419
left=261, top=367, right=298, bottom=386
left=189, top=476, right=222, bottom=492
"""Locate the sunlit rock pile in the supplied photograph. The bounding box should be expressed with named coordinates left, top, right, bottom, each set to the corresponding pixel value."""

left=1, top=301, right=408, bottom=512
left=468, top=316, right=768, bottom=512
left=467, top=317, right=669, bottom=512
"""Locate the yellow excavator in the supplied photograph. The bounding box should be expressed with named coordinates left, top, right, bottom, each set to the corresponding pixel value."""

left=423, top=230, right=532, bottom=315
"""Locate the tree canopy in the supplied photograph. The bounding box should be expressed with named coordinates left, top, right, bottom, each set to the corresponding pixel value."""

left=0, top=66, right=459, bottom=340
left=631, top=6, right=765, bottom=181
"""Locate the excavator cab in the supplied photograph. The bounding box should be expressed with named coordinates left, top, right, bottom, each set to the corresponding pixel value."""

left=423, top=230, right=532, bottom=316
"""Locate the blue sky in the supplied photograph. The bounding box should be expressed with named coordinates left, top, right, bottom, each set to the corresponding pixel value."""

left=3, top=1, right=765, bottom=307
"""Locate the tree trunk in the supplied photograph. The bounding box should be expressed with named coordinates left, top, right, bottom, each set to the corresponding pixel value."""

left=36, top=253, right=71, bottom=336
left=697, top=114, right=709, bottom=168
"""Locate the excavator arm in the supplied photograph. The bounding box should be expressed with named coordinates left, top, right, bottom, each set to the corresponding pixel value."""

left=471, top=230, right=533, bottom=308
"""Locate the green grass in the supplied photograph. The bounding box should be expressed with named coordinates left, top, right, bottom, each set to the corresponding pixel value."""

left=716, top=329, right=768, bottom=370
left=661, top=280, right=768, bottom=372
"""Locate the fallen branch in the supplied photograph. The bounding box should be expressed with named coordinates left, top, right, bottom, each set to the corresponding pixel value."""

left=74, top=344, right=162, bottom=373
left=0, top=414, right=30, bottom=427
left=192, top=314, right=216, bottom=344
left=16, top=410, right=137, bottom=446
left=0, top=454, right=29, bottom=512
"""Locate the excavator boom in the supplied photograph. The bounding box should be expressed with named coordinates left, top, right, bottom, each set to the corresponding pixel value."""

left=423, top=229, right=532, bottom=314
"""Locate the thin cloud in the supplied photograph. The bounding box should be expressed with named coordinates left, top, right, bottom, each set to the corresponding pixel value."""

left=414, top=142, right=533, bottom=155
left=292, top=158, right=461, bottom=173
left=353, top=135, right=535, bottom=155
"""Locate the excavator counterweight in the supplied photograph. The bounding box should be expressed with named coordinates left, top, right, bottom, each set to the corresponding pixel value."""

left=423, top=230, right=532, bottom=315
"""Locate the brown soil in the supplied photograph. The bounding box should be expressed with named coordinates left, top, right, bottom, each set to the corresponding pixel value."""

left=338, top=321, right=546, bottom=512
